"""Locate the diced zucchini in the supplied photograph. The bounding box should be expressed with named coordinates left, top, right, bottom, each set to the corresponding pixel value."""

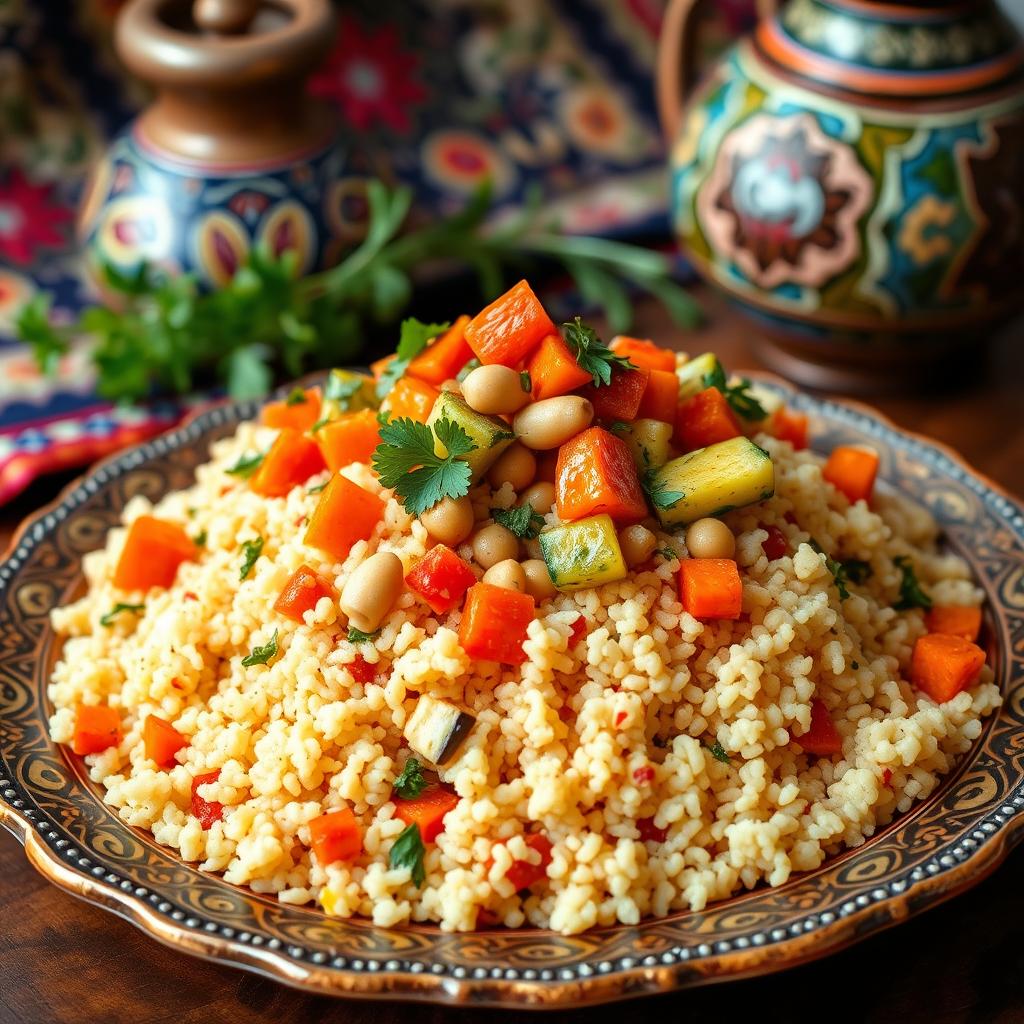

left=403, top=694, right=476, bottom=766
left=647, top=436, right=775, bottom=527
left=615, top=418, right=673, bottom=470
left=676, top=352, right=721, bottom=399
left=539, top=513, right=628, bottom=591
left=455, top=358, right=481, bottom=382
left=427, top=391, right=515, bottom=482
left=320, top=368, right=378, bottom=421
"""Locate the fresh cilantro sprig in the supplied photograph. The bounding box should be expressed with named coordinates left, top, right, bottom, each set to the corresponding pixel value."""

left=100, top=602, right=145, bottom=627
left=393, top=758, right=427, bottom=800
left=703, top=360, right=767, bottom=421
left=226, top=452, right=264, bottom=479
left=809, top=540, right=871, bottom=600
left=561, top=318, right=634, bottom=387
left=389, top=822, right=426, bottom=886
left=239, top=536, right=263, bottom=581
left=376, top=318, right=450, bottom=400
left=491, top=503, right=544, bottom=540
left=18, top=181, right=699, bottom=403
left=347, top=626, right=380, bottom=644
left=242, top=630, right=279, bottom=667
left=893, top=556, right=932, bottom=610
left=371, top=416, right=476, bottom=517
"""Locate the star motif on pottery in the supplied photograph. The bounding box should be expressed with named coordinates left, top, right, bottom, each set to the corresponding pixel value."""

left=0, top=169, right=74, bottom=267
left=697, top=113, right=872, bottom=290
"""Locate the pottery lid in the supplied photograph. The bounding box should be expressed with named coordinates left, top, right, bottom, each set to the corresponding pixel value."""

left=116, top=0, right=334, bottom=91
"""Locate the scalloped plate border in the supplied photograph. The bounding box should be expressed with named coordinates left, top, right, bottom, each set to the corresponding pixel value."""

left=1, top=373, right=1023, bottom=1009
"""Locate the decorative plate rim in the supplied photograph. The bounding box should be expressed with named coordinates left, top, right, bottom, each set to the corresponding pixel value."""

left=2, top=372, right=1023, bottom=1009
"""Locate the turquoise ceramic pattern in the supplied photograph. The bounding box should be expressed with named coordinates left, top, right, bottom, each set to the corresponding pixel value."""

left=1, top=377, right=1023, bottom=1006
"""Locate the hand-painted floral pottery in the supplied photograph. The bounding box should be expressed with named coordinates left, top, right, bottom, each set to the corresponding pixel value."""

left=658, top=0, right=1024, bottom=389
left=78, top=0, right=357, bottom=290
left=2, top=375, right=1024, bottom=1006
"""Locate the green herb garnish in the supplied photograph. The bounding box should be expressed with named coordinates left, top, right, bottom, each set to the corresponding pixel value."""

left=656, top=546, right=678, bottom=561
left=371, top=416, right=475, bottom=517
left=347, top=626, right=381, bottom=644
left=226, top=452, right=264, bottom=479
left=519, top=370, right=532, bottom=394
left=642, top=466, right=683, bottom=511
left=702, top=360, right=767, bottom=421
left=393, top=758, right=427, bottom=800
left=389, top=822, right=426, bottom=886
left=193, top=529, right=207, bottom=547
left=285, top=387, right=307, bottom=406
left=376, top=318, right=450, bottom=400
left=893, top=556, right=932, bottom=610
left=239, top=536, right=263, bottom=580
left=810, top=540, right=871, bottom=600
left=100, top=602, right=145, bottom=627
left=706, top=740, right=731, bottom=764
left=608, top=420, right=630, bottom=436
left=561, top=318, right=634, bottom=387
left=241, top=629, right=279, bottom=667
left=491, top=503, right=544, bottom=540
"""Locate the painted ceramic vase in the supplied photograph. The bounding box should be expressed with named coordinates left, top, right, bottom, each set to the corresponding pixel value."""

left=78, top=0, right=361, bottom=290
left=658, top=0, right=1024, bottom=388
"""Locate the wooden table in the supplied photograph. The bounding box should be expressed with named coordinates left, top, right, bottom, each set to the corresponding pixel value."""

left=3, top=290, right=1023, bottom=1024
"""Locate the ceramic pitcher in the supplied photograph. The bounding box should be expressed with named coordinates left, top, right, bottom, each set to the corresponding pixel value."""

left=658, top=0, right=1024, bottom=388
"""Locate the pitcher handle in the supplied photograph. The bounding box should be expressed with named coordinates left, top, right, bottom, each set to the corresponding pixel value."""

left=656, top=0, right=777, bottom=143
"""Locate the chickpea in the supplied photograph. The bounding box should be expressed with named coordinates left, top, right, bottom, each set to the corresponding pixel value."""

left=685, top=517, right=736, bottom=559
left=520, top=480, right=556, bottom=516
left=461, top=364, right=530, bottom=415
left=618, top=524, right=657, bottom=568
left=340, top=551, right=404, bottom=633
left=482, top=558, right=527, bottom=592
left=471, top=523, right=519, bottom=569
left=521, top=558, right=557, bottom=600
left=513, top=396, right=594, bottom=450
left=420, top=495, right=474, bottom=547
left=487, top=443, right=537, bottom=491
left=439, top=378, right=462, bottom=394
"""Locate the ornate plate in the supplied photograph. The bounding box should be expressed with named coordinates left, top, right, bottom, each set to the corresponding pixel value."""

left=1, top=376, right=1022, bottom=1008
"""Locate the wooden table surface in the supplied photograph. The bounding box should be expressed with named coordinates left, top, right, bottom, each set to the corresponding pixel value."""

left=2, top=290, right=1023, bottom=1024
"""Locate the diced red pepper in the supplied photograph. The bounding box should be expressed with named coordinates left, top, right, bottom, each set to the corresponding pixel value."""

left=568, top=615, right=587, bottom=648
left=882, top=768, right=893, bottom=786
left=348, top=655, right=378, bottom=684
left=394, top=784, right=458, bottom=843
left=578, top=367, right=650, bottom=422
left=769, top=406, right=809, bottom=450
left=405, top=544, right=477, bottom=615
left=637, top=817, right=668, bottom=843
left=191, top=770, right=224, bottom=830
left=799, top=699, right=842, bottom=756
left=273, top=564, right=336, bottom=623
left=632, top=765, right=655, bottom=784
left=505, top=834, right=553, bottom=890
left=458, top=583, right=535, bottom=664
left=760, top=524, right=790, bottom=561
left=675, top=387, right=742, bottom=451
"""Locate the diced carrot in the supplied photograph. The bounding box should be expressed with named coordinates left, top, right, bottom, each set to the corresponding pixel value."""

left=273, top=564, right=336, bottom=623
left=113, top=515, right=196, bottom=591
left=309, top=806, right=362, bottom=865
left=191, top=770, right=223, bottom=830
left=143, top=714, right=187, bottom=768
left=555, top=426, right=647, bottom=524
left=674, top=387, right=741, bottom=451
left=394, top=784, right=458, bottom=843
left=371, top=353, right=396, bottom=380
left=72, top=704, right=122, bottom=756
left=405, top=544, right=477, bottom=615
left=504, top=834, right=553, bottom=890
left=260, top=386, right=322, bottom=433
left=768, top=406, right=809, bottom=450
left=800, top=699, right=842, bottom=756
left=636, top=368, right=679, bottom=424
left=579, top=367, right=650, bottom=422
left=910, top=633, right=986, bottom=703
left=317, top=410, right=381, bottom=472
left=609, top=336, right=676, bottom=373
left=304, top=474, right=384, bottom=560
left=250, top=428, right=327, bottom=498
left=407, top=315, right=473, bottom=385
left=525, top=333, right=591, bottom=400
left=678, top=558, right=743, bottom=620
left=822, top=445, right=879, bottom=505
left=464, top=280, right=557, bottom=367
left=458, top=582, right=535, bottom=664
left=926, top=605, right=983, bottom=642
left=381, top=375, right=439, bottom=424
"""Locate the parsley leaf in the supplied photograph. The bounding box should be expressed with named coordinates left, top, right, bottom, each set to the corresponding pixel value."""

left=241, top=629, right=279, bottom=667
left=371, top=416, right=475, bottom=517
left=642, top=465, right=683, bottom=511
left=561, top=317, right=633, bottom=387
left=347, top=626, right=380, bottom=644
left=193, top=529, right=207, bottom=547
left=100, top=602, right=145, bottom=627
left=809, top=540, right=871, bottom=600
left=893, top=556, right=932, bottom=610
left=226, top=452, right=264, bottom=479
left=320, top=372, right=367, bottom=421
left=376, top=318, right=450, bottom=400
left=519, top=370, right=532, bottom=393
left=705, top=740, right=731, bottom=764
left=393, top=758, right=427, bottom=799
left=239, top=536, right=263, bottom=580
left=389, top=822, right=426, bottom=886
left=491, top=503, right=544, bottom=540
left=285, top=387, right=307, bottom=406
left=702, top=360, right=767, bottom=421
left=656, top=546, right=678, bottom=561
